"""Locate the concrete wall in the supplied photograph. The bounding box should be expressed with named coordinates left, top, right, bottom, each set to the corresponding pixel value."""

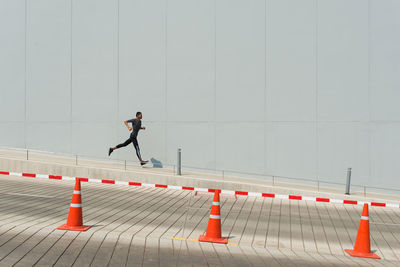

left=1, top=0, right=399, bottom=188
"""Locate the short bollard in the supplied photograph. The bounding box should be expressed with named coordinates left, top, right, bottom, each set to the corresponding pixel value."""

left=177, top=148, right=182, bottom=176
left=345, top=168, right=352, bottom=195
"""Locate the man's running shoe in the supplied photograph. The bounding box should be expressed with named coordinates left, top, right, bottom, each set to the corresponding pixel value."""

left=108, top=148, right=113, bottom=156
left=140, top=160, right=149, bottom=166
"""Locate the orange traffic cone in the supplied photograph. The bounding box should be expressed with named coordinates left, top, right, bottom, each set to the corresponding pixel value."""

left=345, top=203, right=380, bottom=259
left=57, top=178, right=91, bottom=231
left=199, top=189, right=228, bottom=244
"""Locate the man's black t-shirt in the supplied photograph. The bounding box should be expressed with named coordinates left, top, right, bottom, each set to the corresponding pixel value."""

left=127, top=118, right=141, bottom=138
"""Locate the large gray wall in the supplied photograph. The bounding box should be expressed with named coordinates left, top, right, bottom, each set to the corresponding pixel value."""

left=1, top=0, right=399, bottom=188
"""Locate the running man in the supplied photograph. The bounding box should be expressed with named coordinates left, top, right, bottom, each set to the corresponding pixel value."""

left=108, top=112, right=148, bottom=166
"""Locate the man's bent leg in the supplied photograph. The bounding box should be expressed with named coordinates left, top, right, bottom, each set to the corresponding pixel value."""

left=132, top=138, right=142, bottom=161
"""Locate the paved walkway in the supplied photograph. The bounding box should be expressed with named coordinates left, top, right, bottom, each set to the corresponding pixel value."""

left=0, top=174, right=399, bottom=266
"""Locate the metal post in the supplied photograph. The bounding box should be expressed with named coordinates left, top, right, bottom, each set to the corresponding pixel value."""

left=317, top=180, right=320, bottom=192
left=345, top=167, right=352, bottom=195
left=124, top=160, right=127, bottom=171
left=177, top=148, right=182, bottom=176
left=272, top=176, right=275, bottom=186
left=75, top=155, right=78, bottom=165
left=364, top=186, right=366, bottom=198
left=26, top=150, right=28, bottom=160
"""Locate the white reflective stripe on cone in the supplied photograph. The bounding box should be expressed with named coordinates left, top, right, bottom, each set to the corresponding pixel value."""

left=70, top=203, right=82, bottom=207
left=361, top=216, right=369, bottom=220
left=73, top=191, right=81, bottom=194
left=212, top=202, right=220, bottom=206
left=209, top=214, right=221, bottom=219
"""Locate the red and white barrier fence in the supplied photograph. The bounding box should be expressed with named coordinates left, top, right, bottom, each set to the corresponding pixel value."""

left=1, top=170, right=399, bottom=209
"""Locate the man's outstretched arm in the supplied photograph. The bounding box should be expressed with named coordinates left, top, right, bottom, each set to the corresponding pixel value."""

left=124, top=120, right=132, bottom=131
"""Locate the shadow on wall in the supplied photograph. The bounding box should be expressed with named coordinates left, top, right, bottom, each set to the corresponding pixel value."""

left=151, top=157, right=163, bottom=168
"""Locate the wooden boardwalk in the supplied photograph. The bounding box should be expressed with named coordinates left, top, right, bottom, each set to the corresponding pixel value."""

left=0, top=174, right=399, bottom=266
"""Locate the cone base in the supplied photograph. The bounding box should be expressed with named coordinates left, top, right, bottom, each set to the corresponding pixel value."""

left=199, top=235, right=228, bottom=244
left=57, top=224, right=91, bottom=232
left=345, top=249, right=380, bottom=259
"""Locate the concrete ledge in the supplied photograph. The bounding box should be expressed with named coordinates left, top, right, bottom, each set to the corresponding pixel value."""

left=1, top=149, right=399, bottom=204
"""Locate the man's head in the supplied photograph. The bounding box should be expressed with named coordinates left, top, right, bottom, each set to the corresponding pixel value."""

left=136, top=111, right=142, bottom=120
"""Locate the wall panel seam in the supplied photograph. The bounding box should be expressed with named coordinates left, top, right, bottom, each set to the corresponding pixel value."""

left=315, top=0, right=319, bottom=181
left=70, top=0, right=73, bottom=154
left=24, top=0, right=28, bottom=148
